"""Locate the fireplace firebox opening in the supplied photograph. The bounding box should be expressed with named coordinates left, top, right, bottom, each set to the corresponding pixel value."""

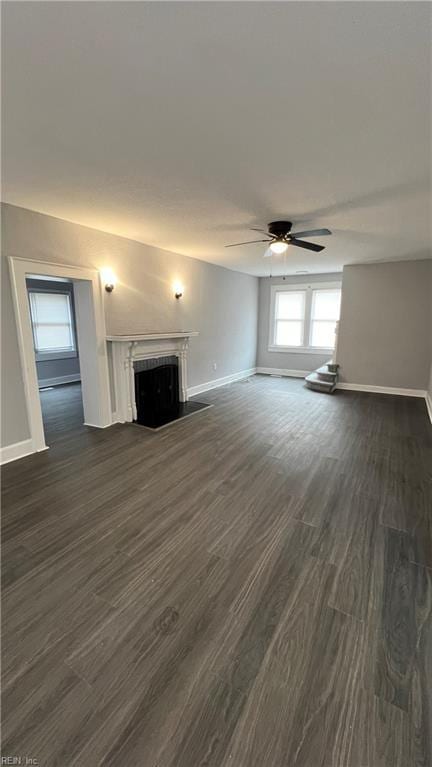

left=133, top=356, right=210, bottom=429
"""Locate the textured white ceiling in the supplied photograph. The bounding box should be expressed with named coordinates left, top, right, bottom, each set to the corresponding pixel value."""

left=2, top=1, right=431, bottom=276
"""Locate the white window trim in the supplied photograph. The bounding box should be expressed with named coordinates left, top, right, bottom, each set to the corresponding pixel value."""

left=28, top=287, right=78, bottom=361
left=268, top=282, right=341, bottom=354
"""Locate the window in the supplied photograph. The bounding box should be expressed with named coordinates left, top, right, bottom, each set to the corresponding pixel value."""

left=269, top=282, right=341, bottom=353
left=310, top=288, right=341, bottom=349
left=274, top=290, right=305, bottom=347
left=28, top=290, right=77, bottom=359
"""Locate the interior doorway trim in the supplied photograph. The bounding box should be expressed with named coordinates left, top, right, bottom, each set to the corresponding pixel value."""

left=8, top=256, right=113, bottom=454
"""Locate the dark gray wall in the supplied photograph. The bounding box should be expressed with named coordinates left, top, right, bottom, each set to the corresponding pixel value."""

left=337, top=260, right=432, bottom=389
left=26, top=277, right=81, bottom=386
left=257, top=273, right=342, bottom=373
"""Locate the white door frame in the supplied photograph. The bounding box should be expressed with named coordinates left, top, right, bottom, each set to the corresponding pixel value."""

left=8, top=256, right=113, bottom=453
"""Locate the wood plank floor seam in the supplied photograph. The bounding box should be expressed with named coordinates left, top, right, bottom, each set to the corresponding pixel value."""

left=2, top=378, right=431, bottom=766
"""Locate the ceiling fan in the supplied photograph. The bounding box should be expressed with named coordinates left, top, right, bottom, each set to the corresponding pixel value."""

left=225, top=221, right=332, bottom=255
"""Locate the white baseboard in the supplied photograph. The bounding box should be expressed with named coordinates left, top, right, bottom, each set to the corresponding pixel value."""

left=336, top=382, right=427, bottom=398
left=256, top=369, right=430, bottom=410
left=425, top=393, right=432, bottom=424
left=83, top=421, right=115, bottom=429
left=0, top=438, right=48, bottom=465
left=256, top=367, right=309, bottom=378
left=39, top=374, right=81, bottom=388
left=188, top=367, right=257, bottom=397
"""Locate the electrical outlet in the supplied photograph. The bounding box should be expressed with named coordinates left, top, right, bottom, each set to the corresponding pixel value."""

left=213, top=362, right=217, bottom=371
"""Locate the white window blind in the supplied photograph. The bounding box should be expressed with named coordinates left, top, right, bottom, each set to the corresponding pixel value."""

left=274, top=290, right=306, bottom=347
left=29, top=291, right=76, bottom=353
left=310, top=289, right=341, bottom=349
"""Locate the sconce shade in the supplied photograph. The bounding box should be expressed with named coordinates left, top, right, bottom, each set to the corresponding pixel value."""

left=173, top=281, right=184, bottom=299
left=101, top=267, right=116, bottom=292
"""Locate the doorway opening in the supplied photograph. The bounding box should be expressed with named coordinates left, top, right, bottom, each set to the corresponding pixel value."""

left=8, top=257, right=112, bottom=455
left=26, top=275, right=84, bottom=445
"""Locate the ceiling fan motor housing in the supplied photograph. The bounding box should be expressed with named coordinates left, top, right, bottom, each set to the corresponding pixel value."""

left=268, top=221, right=293, bottom=239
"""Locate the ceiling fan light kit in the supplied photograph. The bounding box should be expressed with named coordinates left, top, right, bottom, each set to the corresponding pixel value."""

left=225, top=220, right=332, bottom=256
left=269, top=241, right=288, bottom=255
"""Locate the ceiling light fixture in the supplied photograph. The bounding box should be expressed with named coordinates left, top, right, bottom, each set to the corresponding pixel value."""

left=269, top=240, right=288, bottom=255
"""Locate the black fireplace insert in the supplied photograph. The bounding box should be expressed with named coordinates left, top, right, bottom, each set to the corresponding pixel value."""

left=135, top=362, right=180, bottom=428
left=134, top=356, right=211, bottom=429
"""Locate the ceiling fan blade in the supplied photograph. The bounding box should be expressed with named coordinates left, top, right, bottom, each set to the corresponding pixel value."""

left=290, top=238, right=325, bottom=252
left=250, top=227, right=271, bottom=235
left=289, top=228, right=332, bottom=239
left=225, top=239, right=271, bottom=248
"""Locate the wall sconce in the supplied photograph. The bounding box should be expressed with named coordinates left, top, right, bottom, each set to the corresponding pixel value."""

left=173, top=281, right=184, bottom=300
left=101, top=267, right=117, bottom=293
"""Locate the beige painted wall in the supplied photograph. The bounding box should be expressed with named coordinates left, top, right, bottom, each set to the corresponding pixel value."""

left=1, top=203, right=258, bottom=448
left=257, top=273, right=342, bottom=373
left=337, top=260, right=432, bottom=390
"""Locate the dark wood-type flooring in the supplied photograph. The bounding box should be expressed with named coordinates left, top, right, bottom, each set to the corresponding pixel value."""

left=2, top=377, right=432, bottom=766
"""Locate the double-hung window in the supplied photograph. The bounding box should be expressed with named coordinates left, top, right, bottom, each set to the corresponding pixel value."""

left=28, top=290, right=77, bottom=360
left=310, top=288, right=341, bottom=349
left=273, top=290, right=306, bottom=347
left=269, top=282, right=341, bottom=353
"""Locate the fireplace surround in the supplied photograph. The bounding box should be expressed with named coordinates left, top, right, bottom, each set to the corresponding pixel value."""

left=107, top=331, right=198, bottom=424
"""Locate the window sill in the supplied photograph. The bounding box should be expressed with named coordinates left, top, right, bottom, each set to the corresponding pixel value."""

left=35, top=350, right=78, bottom=362
left=268, top=345, right=334, bottom=355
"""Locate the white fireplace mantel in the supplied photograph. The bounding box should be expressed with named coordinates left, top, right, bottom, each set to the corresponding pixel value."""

left=107, top=331, right=198, bottom=343
left=107, top=331, right=198, bottom=423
